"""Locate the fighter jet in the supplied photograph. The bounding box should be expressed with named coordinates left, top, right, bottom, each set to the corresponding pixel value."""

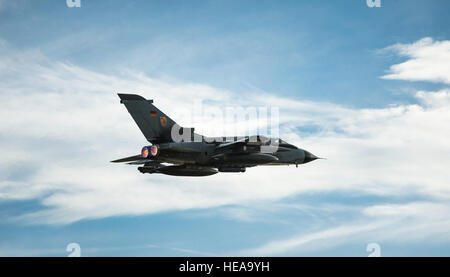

left=112, top=94, right=321, bottom=176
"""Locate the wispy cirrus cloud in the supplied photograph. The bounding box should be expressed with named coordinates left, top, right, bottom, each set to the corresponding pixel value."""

left=240, top=201, right=450, bottom=256
left=1, top=37, right=450, bottom=256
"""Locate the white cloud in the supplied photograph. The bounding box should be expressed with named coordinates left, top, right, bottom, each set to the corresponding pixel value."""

left=1, top=37, right=450, bottom=255
left=238, top=38, right=450, bottom=255
left=381, top=37, right=450, bottom=84
left=241, top=201, right=450, bottom=256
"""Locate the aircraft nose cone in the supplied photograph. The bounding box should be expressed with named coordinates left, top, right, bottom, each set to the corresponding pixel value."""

left=303, top=150, right=319, bottom=163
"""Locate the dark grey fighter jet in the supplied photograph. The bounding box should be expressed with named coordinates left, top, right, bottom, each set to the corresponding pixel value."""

left=112, top=94, right=321, bottom=176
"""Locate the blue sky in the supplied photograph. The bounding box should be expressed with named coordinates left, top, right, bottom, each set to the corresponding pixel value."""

left=1, top=0, right=450, bottom=256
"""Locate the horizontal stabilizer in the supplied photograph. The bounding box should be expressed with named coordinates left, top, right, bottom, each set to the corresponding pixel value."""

left=111, top=154, right=145, bottom=163
left=126, top=160, right=161, bottom=165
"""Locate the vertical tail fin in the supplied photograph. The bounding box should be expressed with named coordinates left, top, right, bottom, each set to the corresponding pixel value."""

left=118, top=94, right=177, bottom=143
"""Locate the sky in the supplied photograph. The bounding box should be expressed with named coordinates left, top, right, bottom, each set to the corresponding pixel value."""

left=1, top=0, right=450, bottom=256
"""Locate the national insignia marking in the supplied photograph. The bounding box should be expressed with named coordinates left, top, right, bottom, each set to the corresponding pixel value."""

left=160, top=116, right=167, bottom=127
